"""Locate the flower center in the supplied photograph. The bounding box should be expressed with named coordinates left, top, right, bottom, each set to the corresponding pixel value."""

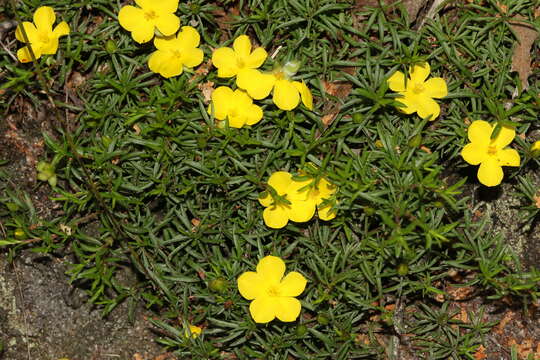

left=267, top=285, right=281, bottom=297
left=38, top=31, right=50, bottom=43
left=273, top=70, right=285, bottom=80
left=236, top=57, right=246, bottom=68
left=487, top=145, right=497, bottom=156
left=144, top=10, right=158, bottom=21
left=412, top=83, right=425, bottom=94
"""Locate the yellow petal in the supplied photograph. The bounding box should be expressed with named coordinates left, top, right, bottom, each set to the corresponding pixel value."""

left=181, top=48, right=204, bottom=68
left=236, top=69, right=276, bottom=100
left=40, top=37, right=60, bottom=55
left=467, top=120, right=492, bottom=147
left=245, top=47, right=267, bottom=69
left=423, top=77, right=447, bottom=98
left=148, top=51, right=182, bottom=78
left=493, top=125, right=516, bottom=149
left=153, top=0, right=179, bottom=13
left=135, top=0, right=152, bottom=8
left=293, top=81, right=313, bottom=110
left=274, top=297, right=302, bottom=322
left=33, top=6, right=55, bottom=30
left=209, top=86, right=234, bottom=120
left=318, top=203, right=337, bottom=221
left=52, top=21, right=70, bottom=38
left=228, top=115, right=245, bottom=128
left=212, top=47, right=238, bottom=78
left=130, top=20, right=155, bottom=43
left=244, top=104, right=263, bottom=126
left=477, top=158, right=503, bottom=187
left=118, top=5, right=145, bottom=32
left=387, top=71, right=406, bottom=92
left=287, top=178, right=311, bottom=202
left=258, top=192, right=273, bottom=207
left=288, top=199, right=316, bottom=223
left=249, top=296, right=276, bottom=323
left=394, top=94, right=417, bottom=114
left=155, top=13, right=180, bottom=37
left=278, top=272, right=307, bottom=297
left=409, top=62, right=430, bottom=83
left=268, top=171, right=293, bottom=195
left=318, top=178, right=337, bottom=199
left=153, top=34, right=176, bottom=51
left=497, top=148, right=520, bottom=167
left=15, top=22, right=38, bottom=43
left=461, top=143, right=489, bottom=165
left=177, top=26, right=200, bottom=49
left=273, top=80, right=300, bottom=111
left=263, top=206, right=289, bottom=229
left=237, top=271, right=266, bottom=300
left=17, top=45, right=41, bottom=63
left=416, top=97, right=440, bottom=120
left=233, top=35, right=252, bottom=59
left=256, top=256, right=285, bottom=285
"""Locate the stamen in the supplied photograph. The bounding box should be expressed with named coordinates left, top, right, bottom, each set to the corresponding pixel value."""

left=412, top=83, right=425, bottom=94
left=144, top=10, right=157, bottom=20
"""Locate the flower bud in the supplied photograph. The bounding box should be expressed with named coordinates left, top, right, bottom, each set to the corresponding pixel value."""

left=397, top=263, right=409, bottom=276
left=295, top=324, right=308, bottom=336
left=14, top=228, right=25, bottom=239
left=208, top=278, right=227, bottom=292
left=105, top=40, right=117, bottom=54
left=317, top=313, right=330, bottom=325
left=5, top=202, right=20, bottom=212
left=408, top=133, right=422, bottom=148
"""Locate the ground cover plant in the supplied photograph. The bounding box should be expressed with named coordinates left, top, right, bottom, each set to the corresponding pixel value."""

left=1, top=0, right=540, bottom=359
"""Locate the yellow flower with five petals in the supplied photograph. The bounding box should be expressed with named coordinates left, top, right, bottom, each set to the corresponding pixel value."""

left=237, top=68, right=313, bottom=111
left=15, top=6, right=70, bottom=63
left=237, top=255, right=307, bottom=324
left=211, top=35, right=268, bottom=78
left=387, top=62, right=447, bottom=120
left=147, top=26, right=203, bottom=78
left=461, top=120, right=520, bottom=187
left=258, top=171, right=317, bottom=229
left=208, top=87, right=263, bottom=128
left=295, top=176, right=338, bottom=221
left=118, top=0, right=180, bottom=44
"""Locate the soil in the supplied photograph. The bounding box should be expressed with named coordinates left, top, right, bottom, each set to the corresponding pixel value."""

left=0, top=100, right=170, bottom=360
left=0, top=251, right=166, bottom=360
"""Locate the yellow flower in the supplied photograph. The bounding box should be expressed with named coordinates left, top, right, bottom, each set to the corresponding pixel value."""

left=185, top=324, right=202, bottom=338
left=211, top=35, right=268, bottom=78
left=291, top=176, right=338, bottom=221
left=237, top=255, right=307, bottom=323
left=307, top=178, right=338, bottom=221
left=15, top=6, right=70, bottom=63
left=208, top=86, right=263, bottom=128
left=387, top=62, right=447, bottom=120
left=118, top=0, right=180, bottom=44
left=147, top=26, right=203, bottom=78
left=461, top=120, right=520, bottom=187
left=237, top=68, right=313, bottom=111
left=258, top=171, right=316, bottom=229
